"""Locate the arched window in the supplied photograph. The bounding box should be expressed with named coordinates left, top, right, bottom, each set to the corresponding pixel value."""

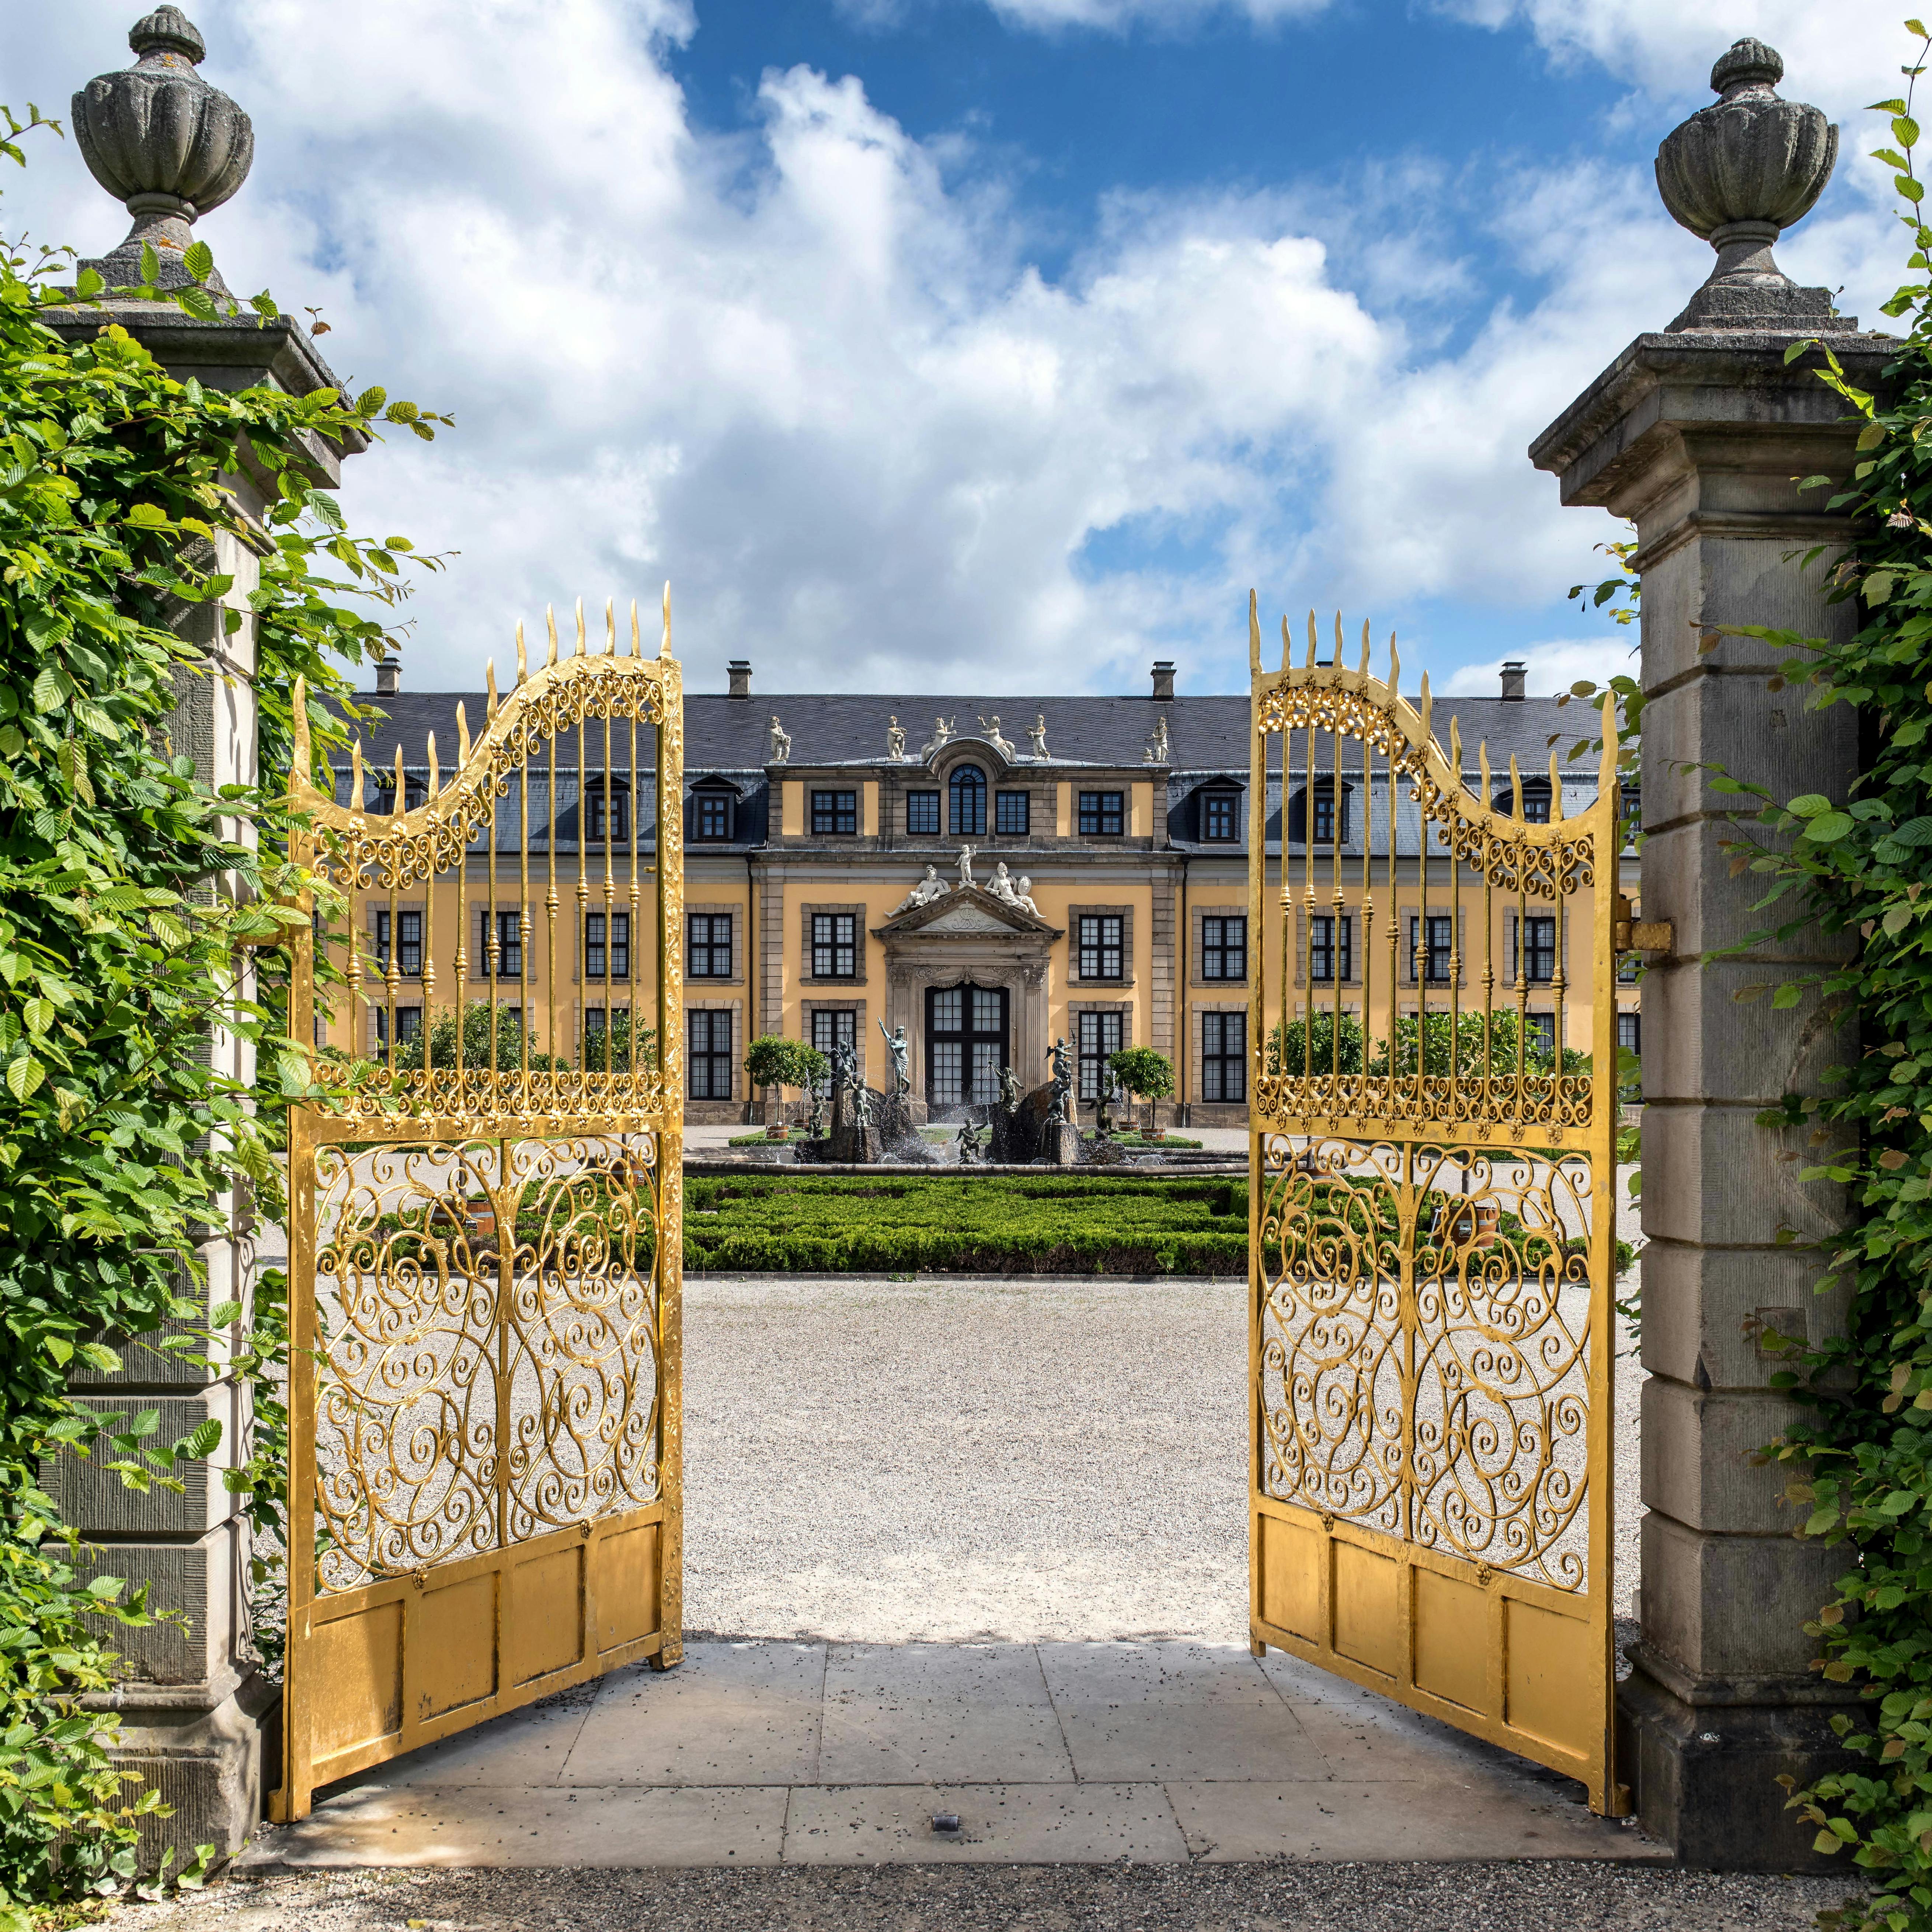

left=950, top=763, right=986, bottom=836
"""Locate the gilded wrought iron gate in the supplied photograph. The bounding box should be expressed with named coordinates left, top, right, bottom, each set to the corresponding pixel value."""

left=1246, top=600, right=1626, bottom=1815
left=272, top=596, right=684, bottom=1822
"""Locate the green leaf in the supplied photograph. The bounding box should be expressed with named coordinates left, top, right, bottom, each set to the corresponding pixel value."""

left=74, top=267, right=103, bottom=298
left=1804, top=813, right=1856, bottom=842
left=182, top=239, right=214, bottom=282
left=7, top=1055, right=45, bottom=1101
left=1867, top=571, right=1900, bottom=605
left=125, top=502, right=171, bottom=529
left=139, top=240, right=160, bottom=284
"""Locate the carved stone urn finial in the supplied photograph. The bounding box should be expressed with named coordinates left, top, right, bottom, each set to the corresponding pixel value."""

left=71, top=7, right=254, bottom=295
left=1654, top=38, right=1843, bottom=332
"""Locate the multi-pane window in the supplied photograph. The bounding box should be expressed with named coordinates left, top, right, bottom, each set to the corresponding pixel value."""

left=481, top=909, right=523, bottom=978
left=1522, top=784, right=1552, bottom=825
left=1078, top=915, right=1124, bottom=981
left=995, top=790, right=1030, bottom=836
left=695, top=790, right=732, bottom=840
left=812, top=789, right=858, bottom=835
left=373, top=1006, right=423, bottom=1050
left=1202, top=1011, right=1246, bottom=1103
left=1522, top=915, right=1557, bottom=983
left=1616, top=1010, right=1641, bottom=1058
left=1201, top=915, right=1246, bottom=982
left=1076, top=1010, right=1124, bottom=1102
left=1079, top=790, right=1124, bottom=836
left=585, top=912, right=630, bottom=980
left=586, top=783, right=628, bottom=842
left=927, top=986, right=1005, bottom=1107
left=1309, top=914, right=1353, bottom=983
left=689, top=912, right=731, bottom=979
left=1202, top=791, right=1238, bottom=841
left=811, top=1008, right=857, bottom=1065
left=811, top=912, right=857, bottom=979
left=950, top=765, right=986, bottom=836
left=1311, top=787, right=1337, bottom=844
left=374, top=908, right=422, bottom=977
left=906, top=790, right=940, bottom=835
left=1526, top=1012, right=1557, bottom=1059
left=1409, top=915, right=1453, bottom=984
left=688, top=1009, right=733, bottom=1100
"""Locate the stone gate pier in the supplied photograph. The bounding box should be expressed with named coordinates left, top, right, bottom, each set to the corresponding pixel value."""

left=1532, top=37, right=1890, bottom=1866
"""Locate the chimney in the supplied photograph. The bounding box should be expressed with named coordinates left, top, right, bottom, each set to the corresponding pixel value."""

left=1151, top=659, right=1176, bottom=702
left=375, top=654, right=399, bottom=698
left=1500, top=660, right=1527, bottom=702
left=727, top=659, right=752, bottom=699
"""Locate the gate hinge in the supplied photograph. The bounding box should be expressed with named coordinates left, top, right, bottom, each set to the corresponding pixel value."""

left=1614, top=895, right=1674, bottom=956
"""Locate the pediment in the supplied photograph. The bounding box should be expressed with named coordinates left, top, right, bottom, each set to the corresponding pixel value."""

left=875, top=883, right=1059, bottom=939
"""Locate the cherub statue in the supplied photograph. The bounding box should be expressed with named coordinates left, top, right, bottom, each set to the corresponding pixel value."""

left=978, top=715, right=1016, bottom=759
left=769, top=715, right=792, bottom=764
left=878, top=1019, right=910, bottom=1098
left=808, top=1080, right=828, bottom=1140
left=1143, top=716, right=1170, bottom=765
left=1012, top=873, right=1041, bottom=916
left=989, top=860, right=1020, bottom=905
left=1026, top=713, right=1049, bottom=761
left=955, top=844, right=977, bottom=890
left=886, top=716, right=906, bottom=759
left=998, top=1063, right=1020, bottom=1114
left=1045, top=1037, right=1073, bottom=1125
left=919, top=715, right=955, bottom=759
left=958, top=1114, right=988, bottom=1165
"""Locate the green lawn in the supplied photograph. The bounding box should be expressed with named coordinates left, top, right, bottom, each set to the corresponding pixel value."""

left=683, top=1173, right=1248, bottom=1275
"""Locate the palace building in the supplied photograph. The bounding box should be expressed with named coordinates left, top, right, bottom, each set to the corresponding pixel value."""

left=325, top=655, right=1641, bottom=1125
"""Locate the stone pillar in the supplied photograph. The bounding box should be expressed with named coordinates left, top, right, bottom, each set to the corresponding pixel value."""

left=1530, top=37, right=1889, bottom=1867
left=43, top=7, right=365, bottom=1865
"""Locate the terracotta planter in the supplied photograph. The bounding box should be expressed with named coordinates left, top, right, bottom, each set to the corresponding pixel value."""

left=766, top=1125, right=790, bottom=1142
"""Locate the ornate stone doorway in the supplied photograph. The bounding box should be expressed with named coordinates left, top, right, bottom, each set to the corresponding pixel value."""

left=926, top=982, right=1009, bottom=1115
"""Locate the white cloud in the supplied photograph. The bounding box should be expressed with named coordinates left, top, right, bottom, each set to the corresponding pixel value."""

left=1442, top=636, right=1639, bottom=701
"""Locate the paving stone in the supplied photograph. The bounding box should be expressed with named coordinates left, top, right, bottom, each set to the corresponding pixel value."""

left=780, top=1781, right=1187, bottom=1863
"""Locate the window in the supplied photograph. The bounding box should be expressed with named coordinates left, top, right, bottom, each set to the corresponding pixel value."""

left=812, top=789, right=858, bottom=836
left=373, top=908, right=422, bottom=977
left=1202, top=915, right=1246, bottom=982
left=1312, top=789, right=1336, bottom=844
left=927, top=985, right=1006, bottom=1107
left=585, top=912, right=629, bottom=980
left=1526, top=1012, right=1557, bottom=1060
left=481, top=908, right=523, bottom=978
left=1202, top=1011, right=1246, bottom=1103
left=1079, top=790, right=1124, bottom=836
left=1289, top=784, right=1346, bottom=844
left=373, top=1005, right=423, bottom=1050
left=1309, top=915, right=1353, bottom=983
left=688, top=1009, right=733, bottom=1100
left=586, top=783, right=629, bottom=842
left=1522, top=915, right=1557, bottom=984
left=995, top=790, right=1030, bottom=836
left=1497, top=781, right=1553, bottom=824
left=906, top=790, right=941, bottom=835
left=1078, top=915, right=1124, bottom=981
left=1202, top=791, right=1238, bottom=842
left=811, top=912, right=857, bottom=979
left=1406, top=915, right=1453, bottom=984
left=950, top=765, right=986, bottom=836
left=1617, top=947, right=1640, bottom=984
left=1077, top=1010, right=1124, bottom=1102
left=694, top=790, right=733, bottom=841
left=689, top=912, right=732, bottom=979
left=1616, top=1010, right=1641, bottom=1058
left=811, top=1008, right=857, bottom=1064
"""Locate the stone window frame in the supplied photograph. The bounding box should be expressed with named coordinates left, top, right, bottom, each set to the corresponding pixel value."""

left=1077, top=788, right=1126, bottom=837
left=1285, top=908, right=1367, bottom=991
left=1191, top=906, right=1249, bottom=990
left=803, top=998, right=867, bottom=1085
left=1193, top=1000, right=1249, bottom=1106
left=1199, top=787, right=1241, bottom=843
left=686, top=999, right=741, bottom=1103
left=1504, top=909, right=1570, bottom=989
left=1069, top=902, right=1135, bottom=987
left=801, top=901, right=868, bottom=986
left=469, top=901, right=532, bottom=984
left=993, top=787, right=1033, bottom=838
left=905, top=787, right=941, bottom=836
left=1068, top=998, right=1133, bottom=1104
left=1396, top=906, right=1469, bottom=989
left=367, top=898, right=427, bottom=981
left=686, top=906, right=743, bottom=987
left=691, top=784, right=737, bottom=843
left=810, top=787, right=859, bottom=837
left=367, top=1000, right=426, bottom=1057
left=579, top=908, right=635, bottom=987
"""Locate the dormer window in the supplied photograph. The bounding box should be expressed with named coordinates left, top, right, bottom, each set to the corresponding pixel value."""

left=1201, top=790, right=1238, bottom=841
left=692, top=784, right=735, bottom=841
left=586, top=779, right=629, bottom=843
left=1287, top=782, right=1347, bottom=844
left=1494, top=779, right=1553, bottom=824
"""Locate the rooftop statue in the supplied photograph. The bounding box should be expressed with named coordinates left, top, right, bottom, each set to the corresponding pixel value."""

left=978, top=714, right=1016, bottom=759
left=1143, top=716, right=1170, bottom=765
left=893, top=865, right=948, bottom=914
left=768, top=715, right=791, bottom=764
left=1026, top=713, right=1049, bottom=761
left=886, top=716, right=906, bottom=759
left=920, top=715, right=955, bottom=759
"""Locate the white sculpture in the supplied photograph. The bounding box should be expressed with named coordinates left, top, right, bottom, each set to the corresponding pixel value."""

left=956, top=843, right=977, bottom=890
left=1013, top=873, right=1040, bottom=916
left=978, top=714, right=1016, bottom=759
left=989, top=860, right=1019, bottom=904
left=886, top=715, right=905, bottom=759
left=1026, top=713, right=1049, bottom=761
left=892, top=864, right=948, bottom=914
left=1143, top=716, right=1170, bottom=765
left=769, top=714, right=792, bottom=764
left=919, top=714, right=955, bottom=759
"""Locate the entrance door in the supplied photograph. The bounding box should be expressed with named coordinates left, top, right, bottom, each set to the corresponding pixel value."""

left=926, top=983, right=1008, bottom=1115
left=1246, top=606, right=1626, bottom=1816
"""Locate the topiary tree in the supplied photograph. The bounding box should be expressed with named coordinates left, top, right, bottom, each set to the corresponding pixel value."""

left=742, top=1034, right=827, bottom=1125
left=1107, top=1045, right=1175, bottom=1134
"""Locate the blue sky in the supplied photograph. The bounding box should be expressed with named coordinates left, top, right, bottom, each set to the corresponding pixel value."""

left=5, top=0, right=1905, bottom=701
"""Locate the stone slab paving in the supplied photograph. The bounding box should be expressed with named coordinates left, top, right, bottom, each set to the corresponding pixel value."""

left=243, top=1639, right=1667, bottom=1870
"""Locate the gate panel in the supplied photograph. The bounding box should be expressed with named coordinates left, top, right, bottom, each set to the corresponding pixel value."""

left=275, top=596, right=684, bottom=1821
left=1246, top=600, right=1625, bottom=1814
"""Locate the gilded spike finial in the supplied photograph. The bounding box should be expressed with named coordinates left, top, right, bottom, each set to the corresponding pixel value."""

left=660, top=582, right=672, bottom=659
left=350, top=739, right=364, bottom=812
left=1418, top=669, right=1433, bottom=746
left=630, top=599, right=642, bottom=659
left=1478, top=738, right=1491, bottom=804
left=292, top=675, right=311, bottom=783
left=1548, top=751, right=1564, bottom=822
left=545, top=607, right=559, bottom=668
left=1280, top=614, right=1292, bottom=675
left=427, top=733, right=439, bottom=800
left=515, top=622, right=528, bottom=686
left=456, top=702, right=470, bottom=766
left=574, top=597, right=586, bottom=657
left=1334, top=612, right=1344, bottom=665
left=1449, top=716, right=1462, bottom=790
left=1249, top=590, right=1261, bottom=678
left=1599, top=687, right=1622, bottom=789
left=392, top=748, right=406, bottom=819
left=1358, top=619, right=1370, bottom=675
left=1305, top=610, right=1317, bottom=669
left=486, top=658, right=499, bottom=722
left=1509, top=753, right=1524, bottom=822
left=1389, top=632, right=1400, bottom=695
left=605, top=597, right=616, bottom=655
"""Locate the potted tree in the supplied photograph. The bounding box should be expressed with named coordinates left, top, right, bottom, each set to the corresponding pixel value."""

left=1107, top=1046, right=1176, bottom=1140
left=742, top=1034, right=827, bottom=1139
